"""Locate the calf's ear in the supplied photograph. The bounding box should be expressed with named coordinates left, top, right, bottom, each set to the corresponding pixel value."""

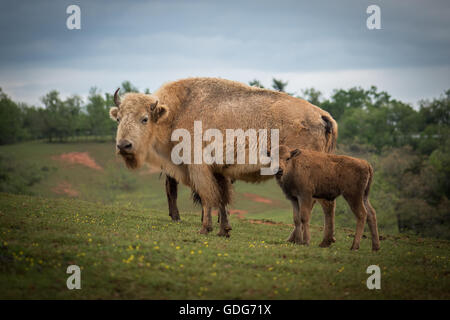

left=277, top=145, right=291, bottom=160
left=109, top=107, right=119, bottom=121
left=289, top=149, right=301, bottom=159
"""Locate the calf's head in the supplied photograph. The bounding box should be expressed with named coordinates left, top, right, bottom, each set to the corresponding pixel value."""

left=273, top=145, right=301, bottom=177
left=109, top=88, right=169, bottom=169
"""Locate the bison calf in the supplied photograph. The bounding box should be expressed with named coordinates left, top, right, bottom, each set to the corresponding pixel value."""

left=275, top=146, right=380, bottom=251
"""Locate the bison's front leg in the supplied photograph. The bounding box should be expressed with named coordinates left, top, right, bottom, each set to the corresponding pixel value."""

left=199, top=206, right=213, bottom=234
left=165, top=175, right=180, bottom=221
left=188, top=164, right=227, bottom=235
left=217, top=206, right=232, bottom=237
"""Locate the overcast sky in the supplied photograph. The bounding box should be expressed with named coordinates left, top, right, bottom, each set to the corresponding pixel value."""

left=1, top=0, right=449, bottom=106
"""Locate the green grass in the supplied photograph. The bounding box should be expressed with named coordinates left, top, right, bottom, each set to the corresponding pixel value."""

left=0, top=141, right=449, bottom=299
left=0, top=193, right=449, bottom=299
left=0, top=141, right=398, bottom=233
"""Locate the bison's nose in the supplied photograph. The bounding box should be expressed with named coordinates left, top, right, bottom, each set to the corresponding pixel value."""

left=117, top=139, right=133, bottom=152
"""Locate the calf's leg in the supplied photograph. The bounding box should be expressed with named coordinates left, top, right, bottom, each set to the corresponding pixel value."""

left=346, top=196, right=367, bottom=250
left=300, top=197, right=314, bottom=245
left=287, top=198, right=303, bottom=244
left=318, top=199, right=336, bottom=247
left=364, top=199, right=380, bottom=251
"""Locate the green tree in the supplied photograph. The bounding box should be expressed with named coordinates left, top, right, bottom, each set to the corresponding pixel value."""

left=86, top=88, right=114, bottom=139
left=416, top=90, right=450, bottom=154
left=300, top=88, right=323, bottom=106
left=121, top=81, right=139, bottom=93
left=248, top=79, right=265, bottom=88
left=40, top=91, right=82, bottom=142
left=21, top=105, right=46, bottom=140
left=0, top=88, right=24, bottom=144
left=271, top=78, right=288, bottom=92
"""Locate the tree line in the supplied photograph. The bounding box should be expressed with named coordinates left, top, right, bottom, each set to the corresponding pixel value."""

left=0, top=81, right=141, bottom=144
left=2, top=78, right=448, bottom=155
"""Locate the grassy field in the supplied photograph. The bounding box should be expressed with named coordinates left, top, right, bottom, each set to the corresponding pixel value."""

left=0, top=141, right=449, bottom=299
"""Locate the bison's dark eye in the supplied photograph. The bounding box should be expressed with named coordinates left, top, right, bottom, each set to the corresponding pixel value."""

left=141, top=116, right=149, bottom=124
left=117, top=118, right=120, bottom=123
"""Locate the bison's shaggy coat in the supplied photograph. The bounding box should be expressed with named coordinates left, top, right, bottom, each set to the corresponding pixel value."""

left=275, top=146, right=380, bottom=251
left=110, top=78, right=338, bottom=237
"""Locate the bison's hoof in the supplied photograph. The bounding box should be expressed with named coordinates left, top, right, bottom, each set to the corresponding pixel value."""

left=372, top=245, right=380, bottom=252
left=331, top=237, right=336, bottom=243
left=217, top=229, right=231, bottom=237
left=198, top=226, right=212, bottom=234
left=287, top=236, right=303, bottom=245
left=350, top=245, right=360, bottom=251
left=319, top=239, right=334, bottom=248
left=169, top=212, right=181, bottom=222
left=287, top=230, right=303, bottom=244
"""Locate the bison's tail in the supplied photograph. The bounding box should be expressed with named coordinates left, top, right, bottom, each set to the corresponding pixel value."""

left=321, top=115, right=338, bottom=153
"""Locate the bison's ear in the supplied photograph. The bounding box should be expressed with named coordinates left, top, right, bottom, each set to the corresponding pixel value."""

left=109, top=107, right=119, bottom=121
left=151, top=104, right=169, bottom=123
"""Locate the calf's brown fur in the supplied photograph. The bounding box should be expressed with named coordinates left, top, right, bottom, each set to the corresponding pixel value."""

left=275, top=146, right=380, bottom=251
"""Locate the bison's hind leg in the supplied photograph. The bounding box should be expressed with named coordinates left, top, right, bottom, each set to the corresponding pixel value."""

left=214, top=173, right=233, bottom=237
left=165, top=175, right=180, bottom=221
left=217, top=207, right=232, bottom=237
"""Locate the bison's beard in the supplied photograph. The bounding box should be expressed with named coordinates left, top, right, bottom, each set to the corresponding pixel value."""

left=119, top=152, right=140, bottom=169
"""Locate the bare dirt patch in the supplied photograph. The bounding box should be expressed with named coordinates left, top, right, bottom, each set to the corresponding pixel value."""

left=52, top=182, right=79, bottom=197
left=243, top=193, right=273, bottom=204
left=209, top=208, right=282, bottom=225
left=247, top=219, right=284, bottom=226
left=229, top=209, right=248, bottom=219
left=53, top=152, right=102, bottom=171
left=211, top=209, right=248, bottom=219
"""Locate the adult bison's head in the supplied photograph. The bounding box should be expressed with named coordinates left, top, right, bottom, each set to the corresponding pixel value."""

left=109, top=88, right=169, bottom=169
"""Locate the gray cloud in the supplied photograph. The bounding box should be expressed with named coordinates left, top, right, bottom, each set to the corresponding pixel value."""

left=0, top=0, right=449, bottom=105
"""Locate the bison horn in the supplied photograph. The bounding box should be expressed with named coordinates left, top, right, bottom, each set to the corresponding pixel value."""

left=150, top=100, right=158, bottom=111
left=114, top=88, right=121, bottom=108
